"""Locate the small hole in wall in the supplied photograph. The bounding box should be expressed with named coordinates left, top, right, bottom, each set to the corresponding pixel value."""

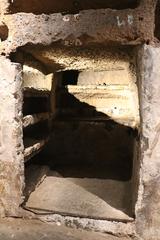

left=146, top=40, right=150, bottom=45
left=0, top=23, right=9, bottom=41
left=139, top=17, right=143, bottom=21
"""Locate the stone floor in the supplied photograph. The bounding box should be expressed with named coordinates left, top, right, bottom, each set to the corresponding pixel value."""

left=25, top=166, right=132, bottom=221
left=0, top=218, right=133, bottom=240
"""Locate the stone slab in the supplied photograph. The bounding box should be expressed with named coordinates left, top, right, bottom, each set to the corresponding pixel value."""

left=58, top=85, right=139, bottom=128
left=25, top=173, right=133, bottom=221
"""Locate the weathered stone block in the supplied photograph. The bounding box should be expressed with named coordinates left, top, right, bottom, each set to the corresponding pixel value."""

left=136, top=45, right=160, bottom=240
left=0, top=56, right=24, bottom=216
left=0, top=0, right=157, bottom=55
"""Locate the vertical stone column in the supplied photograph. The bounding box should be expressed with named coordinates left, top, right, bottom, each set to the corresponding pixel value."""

left=0, top=56, right=24, bottom=216
left=136, top=45, right=160, bottom=240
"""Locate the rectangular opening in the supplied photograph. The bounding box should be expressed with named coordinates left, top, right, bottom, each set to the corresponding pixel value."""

left=22, top=66, right=139, bottom=223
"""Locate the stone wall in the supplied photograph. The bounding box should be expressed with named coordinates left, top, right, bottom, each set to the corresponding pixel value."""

left=0, top=0, right=157, bottom=54
left=135, top=45, right=160, bottom=240
left=0, top=57, right=24, bottom=216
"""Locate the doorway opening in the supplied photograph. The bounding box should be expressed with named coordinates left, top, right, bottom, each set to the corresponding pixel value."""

left=22, top=66, right=139, bottom=223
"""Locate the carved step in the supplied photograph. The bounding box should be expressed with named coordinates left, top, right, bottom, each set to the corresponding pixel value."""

left=23, top=112, right=52, bottom=128
left=24, top=137, right=49, bottom=162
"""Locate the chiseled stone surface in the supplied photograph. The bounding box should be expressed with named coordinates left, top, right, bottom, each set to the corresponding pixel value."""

left=65, top=84, right=139, bottom=128
left=0, top=0, right=157, bottom=55
left=0, top=56, right=24, bottom=216
left=135, top=45, right=160, bottom=240
left=23, top=45, right=134, bottom=72
left=23, top=61, right=53, bottom=92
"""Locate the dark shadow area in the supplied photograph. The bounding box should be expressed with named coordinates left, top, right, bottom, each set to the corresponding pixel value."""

left=23, top=120, right=50, bottom=140
left=155, top=0, right=160, bottom=40
left=23, top=96, right=49, bottom=115
left=9, top=0, right=140, bottom=15
left=62, top=70, right=79, bottom=85
left=24, top=111, right=135, bottom=184
left=0, top=23, right=8, bottom=41
left=42, top=85, right=135, bottom=181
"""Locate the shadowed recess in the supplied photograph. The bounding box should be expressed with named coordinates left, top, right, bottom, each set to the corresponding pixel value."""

left=0, top=23, right=8, bottom=41
left=8, top=0, right=140, bottom=14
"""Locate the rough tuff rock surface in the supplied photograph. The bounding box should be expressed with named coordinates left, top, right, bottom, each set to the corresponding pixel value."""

left=0, top=0, right=157, bottom=55
left=0, top=57, right=24, bottom=216
left=135, top=46, right=160, bottom=240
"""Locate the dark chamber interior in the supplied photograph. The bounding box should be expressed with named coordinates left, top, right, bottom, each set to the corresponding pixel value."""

left=23, top=70, right=137, bottom=222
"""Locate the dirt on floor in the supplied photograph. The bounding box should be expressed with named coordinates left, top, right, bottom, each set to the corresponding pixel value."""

left=0, top=218, right=134, bottom=240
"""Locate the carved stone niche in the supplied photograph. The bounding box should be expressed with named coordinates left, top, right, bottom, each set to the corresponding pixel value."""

left=0, top=44, right=160, bottom=240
